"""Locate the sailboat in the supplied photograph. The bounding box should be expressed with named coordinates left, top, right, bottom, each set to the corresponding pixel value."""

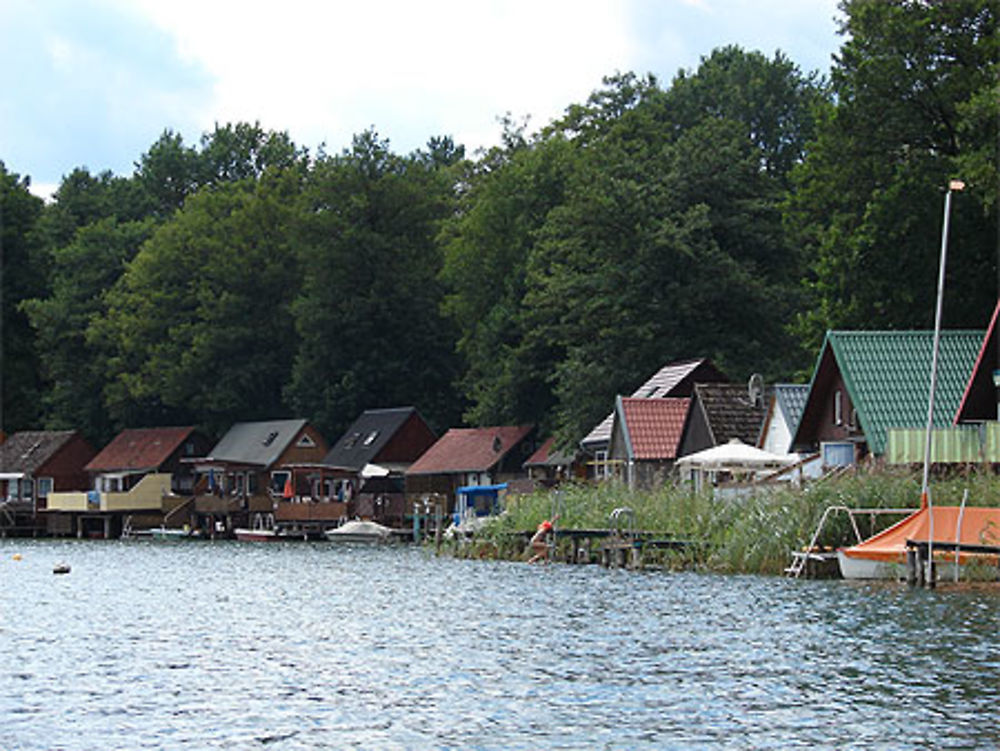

left=837, top=180, right=1000, bottom=581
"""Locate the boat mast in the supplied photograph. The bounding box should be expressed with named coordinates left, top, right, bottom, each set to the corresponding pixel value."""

left=921, top=179, right=964, bottom=581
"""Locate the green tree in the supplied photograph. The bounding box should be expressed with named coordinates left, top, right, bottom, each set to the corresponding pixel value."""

left=134, top=123, right=307, bottom=219
left=96, top=170, right=304, bottom=434
left=789, top=0, right=998, bottom=346
left=439, top=128, right=575, bottom=429
left=22, top=218, right=154, bottom=443
left=288, top=131, right=461, bottom=438
left=445, top=54, right=822, bottom=445
left=0, top=162, right=45, bottom=431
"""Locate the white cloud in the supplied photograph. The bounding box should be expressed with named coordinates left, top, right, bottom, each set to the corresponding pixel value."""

left=116, top=0, right=633, bottom=153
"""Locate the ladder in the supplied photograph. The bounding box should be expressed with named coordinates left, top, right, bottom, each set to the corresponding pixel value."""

left=785, top=505, right=916, bottom=578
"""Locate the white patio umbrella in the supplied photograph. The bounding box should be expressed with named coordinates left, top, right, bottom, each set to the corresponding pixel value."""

left=676, top=439, right=795, bottom=472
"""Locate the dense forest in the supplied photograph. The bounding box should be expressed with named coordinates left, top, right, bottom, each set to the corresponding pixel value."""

left=1, top=0, right=997, bottom=449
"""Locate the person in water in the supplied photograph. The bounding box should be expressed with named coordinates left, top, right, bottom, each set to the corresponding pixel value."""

left=527, top=515, right=558, bottom=563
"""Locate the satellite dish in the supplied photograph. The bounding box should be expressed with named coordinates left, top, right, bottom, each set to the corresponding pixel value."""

left=748, top=373, right=764, bottom=407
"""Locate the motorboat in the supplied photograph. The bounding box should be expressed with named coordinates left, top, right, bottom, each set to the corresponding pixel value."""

left=149, top=526, right=203, bottom=541
left=234, top=513, right=288, bottom=542
left=325, top=519, right=392, bottom=543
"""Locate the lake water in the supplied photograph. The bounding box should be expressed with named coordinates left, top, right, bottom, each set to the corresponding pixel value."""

left=1, top=539, right=998, bottom=750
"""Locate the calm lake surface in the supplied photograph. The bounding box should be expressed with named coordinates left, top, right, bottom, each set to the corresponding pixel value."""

left=1, top=540, right=998, bottom=750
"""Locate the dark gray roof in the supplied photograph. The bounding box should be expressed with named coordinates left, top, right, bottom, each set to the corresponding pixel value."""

left=323, top=407, right=418, bottom=471
left=694, top=383, right=771, bottom=446
left=0, top=431, right=78, bottom=474
left=207, top=419, right=309, bottom=467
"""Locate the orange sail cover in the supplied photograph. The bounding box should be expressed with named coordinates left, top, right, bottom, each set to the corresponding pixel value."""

left=840, top=505, right=1000, bottom=564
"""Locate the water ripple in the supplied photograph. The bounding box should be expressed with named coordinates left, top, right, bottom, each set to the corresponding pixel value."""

left=1, top=541, right=998, bottom=749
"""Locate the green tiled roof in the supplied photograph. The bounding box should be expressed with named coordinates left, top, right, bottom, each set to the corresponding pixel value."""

left=826, top=330, right=984, bottom=455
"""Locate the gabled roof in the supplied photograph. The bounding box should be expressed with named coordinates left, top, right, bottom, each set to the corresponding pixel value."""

left=693, top=383, right=770, bottom=446
left=773, top=384, right=809, bottom=437
left=795, top=330, right=984, bottom=455
left=85, top=426, right=198, bottom=473
left=323, top=407, right=423, bottom=471
left=206, top=419, right=310, bottom=467
left=581, top=358, right=727, bottom=450
left=0, top=431, right=79, bottom=474
left=406, top=425, right=534, bottom=475
left=523, top=436, right=577, bottom=468
left=955, top=300, right=1000, bottom=423
left=616, top=397, right=690, bottom=460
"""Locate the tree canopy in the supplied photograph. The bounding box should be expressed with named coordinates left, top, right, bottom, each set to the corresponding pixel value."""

left=3, top=1, right=996, bottom=452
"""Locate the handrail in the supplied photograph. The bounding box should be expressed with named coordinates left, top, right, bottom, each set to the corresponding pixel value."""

left=163, top=495, right=195, bottom=524
left=786, top=504, right=919, bottom=578
left=609, top=507, right=635, bottom=540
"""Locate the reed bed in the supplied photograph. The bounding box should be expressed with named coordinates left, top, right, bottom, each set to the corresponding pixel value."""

left=458, top=466, right=1000, bottom=575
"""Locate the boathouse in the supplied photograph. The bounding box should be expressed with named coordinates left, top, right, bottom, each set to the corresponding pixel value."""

left=405, top=424, right=537, bottom=514
left=45, top=426, right=213, bottom=537
left=0, top=430, right=95, bottom=536
left=320, top=406, right=437, bottom=527
left=192, top=419, right=329, bottom=536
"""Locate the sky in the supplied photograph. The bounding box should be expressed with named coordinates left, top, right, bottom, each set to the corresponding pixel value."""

left=0, top=0, right=844, bottom=200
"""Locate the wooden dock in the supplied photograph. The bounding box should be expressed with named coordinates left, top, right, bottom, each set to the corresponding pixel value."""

left=507, top=527, right=702, bottom=569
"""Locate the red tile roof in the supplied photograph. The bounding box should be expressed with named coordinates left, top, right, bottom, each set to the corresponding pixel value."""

left=619, top=398, right=690, bottom=460
left=406, top=425, right=534, bottom=475
left=524, top=436, right=556, bottom=466
left=86, top=426, right=197, bottom=472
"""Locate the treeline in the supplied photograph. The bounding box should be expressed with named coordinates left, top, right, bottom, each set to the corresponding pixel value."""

left=1, top=0, right=996, bottom=448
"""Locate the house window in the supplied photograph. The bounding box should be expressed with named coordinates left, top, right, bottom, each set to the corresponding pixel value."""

left=362, top=430, right=379, bottom=447
left=15, top=478, right=34, bottom=501
left=343, top=432, right=361, bottom=449
left=297, top=434, right=316, bottom=448
left=36, top=477, right=53, bottom=498
left=834, top=390, right=843, bottom=426
left=594, top=450, right=609, bottom=480
left=270, top=471, right=290, bottom=496
left=822, top=441, right=855, bottom=468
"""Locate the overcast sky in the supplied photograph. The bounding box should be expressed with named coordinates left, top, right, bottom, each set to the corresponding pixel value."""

left=1, top=0, right=844, bottom=199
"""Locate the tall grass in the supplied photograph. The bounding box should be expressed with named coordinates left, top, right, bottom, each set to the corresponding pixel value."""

left=463, top=466, right=1000, bottom=575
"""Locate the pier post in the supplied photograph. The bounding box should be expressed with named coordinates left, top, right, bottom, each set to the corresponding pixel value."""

left=906, top=548, right=918, bottom=586
left=924, top=558, right=936, bottom=589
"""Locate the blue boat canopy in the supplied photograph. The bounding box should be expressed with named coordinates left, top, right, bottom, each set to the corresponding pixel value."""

left=456, top=483, right=508, bottom=495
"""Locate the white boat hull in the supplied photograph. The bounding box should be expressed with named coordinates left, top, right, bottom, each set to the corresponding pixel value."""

left=837, top=551, right=961, bottom=581
left=325, top=520, right=392, bottom=543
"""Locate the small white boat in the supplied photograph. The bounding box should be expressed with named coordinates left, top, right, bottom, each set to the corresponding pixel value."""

left=234, top=513, right=286, bottom=542
left=234, top=527, right=286, bottom=542
left=150, top=527, right=203, bottom=541
left=325, top=519, right=392, bottom=543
